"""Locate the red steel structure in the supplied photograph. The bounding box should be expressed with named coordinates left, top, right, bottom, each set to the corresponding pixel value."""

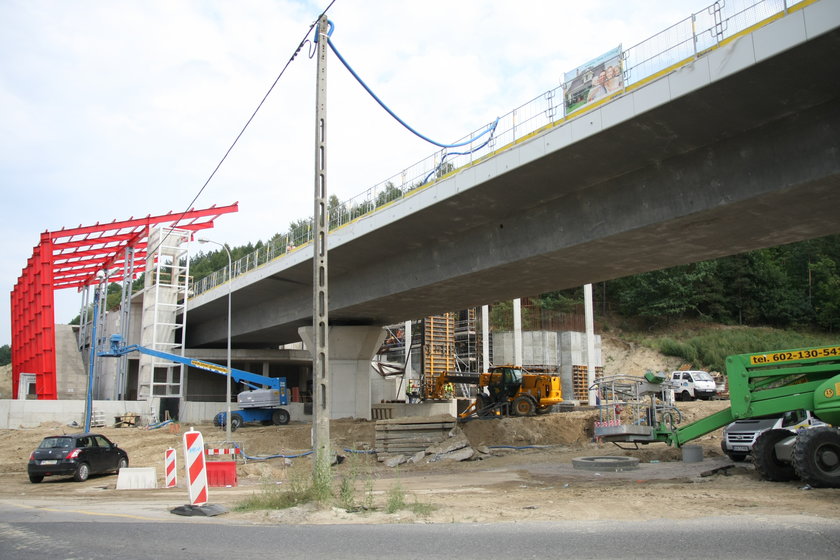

left=10, top=204, right=238, bottom=399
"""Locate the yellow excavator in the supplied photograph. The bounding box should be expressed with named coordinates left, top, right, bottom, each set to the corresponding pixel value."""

left=427, top=366, right=563, bottom=418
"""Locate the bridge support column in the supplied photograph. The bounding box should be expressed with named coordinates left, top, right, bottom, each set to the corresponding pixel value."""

left=299, top=326, right=386, bottom=420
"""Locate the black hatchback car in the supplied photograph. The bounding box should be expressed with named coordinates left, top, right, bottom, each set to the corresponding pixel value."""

left=28, top=433, right=129, bottom=483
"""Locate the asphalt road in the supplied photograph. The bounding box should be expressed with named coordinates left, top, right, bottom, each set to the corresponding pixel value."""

left=1, top=502, right=839, bottom=560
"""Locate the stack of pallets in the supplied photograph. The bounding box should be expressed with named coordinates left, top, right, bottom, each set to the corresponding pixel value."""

left=375, top=417, right=456, bottom=455
left=572, top=365, right=604, bottom=402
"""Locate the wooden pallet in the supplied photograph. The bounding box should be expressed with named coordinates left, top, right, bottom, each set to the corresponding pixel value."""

left=572, top=365, right=604, bottom=402
left=90, top=410, right=107, bottom=428
left=423, top=314, right=456, bottom=398
left=375, top=417, right=456, bottom=454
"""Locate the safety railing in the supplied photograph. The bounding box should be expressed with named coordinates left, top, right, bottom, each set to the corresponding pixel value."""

left=191, top=0, right=806, bottom=298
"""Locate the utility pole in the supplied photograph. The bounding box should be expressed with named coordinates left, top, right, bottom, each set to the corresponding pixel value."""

left=312, top=14, right=331, bottom=485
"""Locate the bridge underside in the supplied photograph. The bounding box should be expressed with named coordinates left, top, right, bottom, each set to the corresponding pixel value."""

left=187, top=20, right=840, bottom=349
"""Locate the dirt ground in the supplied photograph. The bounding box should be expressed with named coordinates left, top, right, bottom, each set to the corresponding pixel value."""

left=1, top=399, right=838, bottom=525
left=1, top=337, right=837, bottom=524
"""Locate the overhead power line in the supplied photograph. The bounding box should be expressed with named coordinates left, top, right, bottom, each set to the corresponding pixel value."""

left=168, top=0, right=338, bottom=235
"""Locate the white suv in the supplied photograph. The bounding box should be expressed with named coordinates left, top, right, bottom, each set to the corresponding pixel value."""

left=670, top=370, right=717, bottom=401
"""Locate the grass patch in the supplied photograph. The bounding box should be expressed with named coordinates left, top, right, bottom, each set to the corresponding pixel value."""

left=384, top=481, right=437, bottom=516
left=385, top=482, right=406, bottom=514
left=651, top=326, right=836, bottom=372
left=234, top=469, right=316, bottom=512
left=234, top=456, right=436, bottom=518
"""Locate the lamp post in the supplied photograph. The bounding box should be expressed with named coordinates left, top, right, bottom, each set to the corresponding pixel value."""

left=198, top=238, right=232, bottom=442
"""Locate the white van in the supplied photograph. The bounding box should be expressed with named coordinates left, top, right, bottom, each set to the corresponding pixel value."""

left=670, top=370, right=717, bottom=401
left=721, top=409, right=827, bottom=461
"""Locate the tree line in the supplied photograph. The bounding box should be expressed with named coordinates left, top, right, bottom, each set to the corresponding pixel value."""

left=552, top=234, right=840, bottom=332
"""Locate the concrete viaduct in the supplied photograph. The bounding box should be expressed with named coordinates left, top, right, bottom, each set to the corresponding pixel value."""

left=182, top=3, right=840, bottom=418
left=188, top=3, right=840, bottom=345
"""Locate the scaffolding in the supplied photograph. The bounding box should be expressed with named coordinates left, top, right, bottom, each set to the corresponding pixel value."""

left=138, top=227, right=191, bottom=401
left=454, top=308, right=481, bottom=372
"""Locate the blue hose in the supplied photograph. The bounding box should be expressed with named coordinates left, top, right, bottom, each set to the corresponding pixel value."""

left=232, top=444, right=376, bottom=461
left=322, top=20, right=498, bottom=150
left=422, top=122, right=499, bottom=184
left=488, top=445, right=549, bottom=450
left=236, top=445, right=314, bottom=461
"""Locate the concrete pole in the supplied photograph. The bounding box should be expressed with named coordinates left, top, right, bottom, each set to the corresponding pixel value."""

left=403, top=320, right=412, bottom=399
left=584, top=283, right=597, bottom=404
left=513, top=298, right=523, bottom=367
left=312, top=15, right=331, bottom=481
left=482, top=305, right=490, bottom=371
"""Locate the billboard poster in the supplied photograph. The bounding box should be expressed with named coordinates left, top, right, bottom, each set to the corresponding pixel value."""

left=563, top=45, right=623, bottom=113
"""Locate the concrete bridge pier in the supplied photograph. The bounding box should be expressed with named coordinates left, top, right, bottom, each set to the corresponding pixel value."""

left=298, top=325, right=386, bottom=420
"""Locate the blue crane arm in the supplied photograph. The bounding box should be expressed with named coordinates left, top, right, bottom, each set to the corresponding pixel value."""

left=99, top=336, right=279, bottom=391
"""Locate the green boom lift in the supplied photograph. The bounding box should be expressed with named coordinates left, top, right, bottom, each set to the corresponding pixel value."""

left=593, top=345, right=840, bottom=487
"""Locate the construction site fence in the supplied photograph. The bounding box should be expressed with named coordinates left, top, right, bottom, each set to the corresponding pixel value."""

left=191, top=0, right=802, bottom=298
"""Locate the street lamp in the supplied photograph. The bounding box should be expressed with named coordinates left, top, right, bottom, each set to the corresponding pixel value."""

left=198, top=238, right=233, bottom=442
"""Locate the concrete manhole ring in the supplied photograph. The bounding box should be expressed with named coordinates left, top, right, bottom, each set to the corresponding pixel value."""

left=571, top=456, right=640, bottom=471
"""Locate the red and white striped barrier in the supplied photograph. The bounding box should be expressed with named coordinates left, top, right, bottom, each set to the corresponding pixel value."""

left=164, top=448, right=177, bottom=488
left=594, top=419, right=623, bottom=428
left=183, top=428, right=208, bottom=505
left=206, top=448, right=240, bottom=456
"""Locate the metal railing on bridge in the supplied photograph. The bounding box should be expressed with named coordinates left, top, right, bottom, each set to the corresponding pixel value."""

left=191, top=0, right=807, bottom=298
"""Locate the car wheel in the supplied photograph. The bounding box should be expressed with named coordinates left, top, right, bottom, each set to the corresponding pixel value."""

left=116, top=457, right=128, bottom=473
left=681, top=391, right=693, bottom=401
left=74, top=462, right=90, bottom=482
left=28, top=474, right=44, bottom=483
left=230, top=413, right=243, bottom=432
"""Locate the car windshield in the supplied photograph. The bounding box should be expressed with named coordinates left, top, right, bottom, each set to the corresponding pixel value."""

left=694, top=372, right=713, bottom=381
left=38, top=437, right=74, bottom=449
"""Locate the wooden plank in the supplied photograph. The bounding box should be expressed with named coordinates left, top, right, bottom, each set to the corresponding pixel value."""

left=375, top=423, right=454, bottom=432
left=375, top=423, right=455, bottom=430
left=375, top=436, right=446, bottom=445
left=375, top=416, right=455, bottom=426
left=378, top=445, right=428, bottom=452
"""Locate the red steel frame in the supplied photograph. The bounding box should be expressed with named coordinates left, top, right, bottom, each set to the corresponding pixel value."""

left=10, top=204, right=238, bottom=399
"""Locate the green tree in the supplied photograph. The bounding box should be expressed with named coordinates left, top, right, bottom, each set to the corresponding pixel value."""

left=609, top=262, right=717, bottom=324
left=375, top=181, right=402, bottom=208
left=0, top=344, right=10, bottom=366
left=810, top=256, right=840, bottom=332
left=435, top=161, right=454, bottom=179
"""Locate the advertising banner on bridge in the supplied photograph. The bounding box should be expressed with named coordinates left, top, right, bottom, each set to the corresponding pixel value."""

left=563, top=45, right=624, bottom=113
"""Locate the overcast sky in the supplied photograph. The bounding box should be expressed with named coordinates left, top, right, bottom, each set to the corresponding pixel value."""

left=0, top=0, right=718, bottom=346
